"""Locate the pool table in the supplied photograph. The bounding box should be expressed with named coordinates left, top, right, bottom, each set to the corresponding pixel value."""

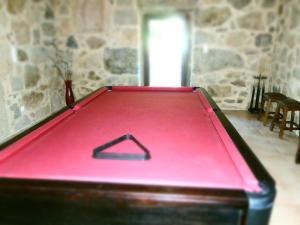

left=0, top=86, right=275, bottom=225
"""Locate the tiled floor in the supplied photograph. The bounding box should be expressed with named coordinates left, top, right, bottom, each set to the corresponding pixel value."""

left=224, top=111, right=300, bottom=225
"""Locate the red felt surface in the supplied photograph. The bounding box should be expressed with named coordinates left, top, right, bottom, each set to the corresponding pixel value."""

left=0, top=87, right=260, bottom=192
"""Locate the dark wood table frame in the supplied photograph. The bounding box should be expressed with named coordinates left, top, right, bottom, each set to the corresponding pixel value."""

left=0, top=87, right=276, bottom=225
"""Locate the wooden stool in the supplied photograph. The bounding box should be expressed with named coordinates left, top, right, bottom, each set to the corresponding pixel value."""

left=270, top=98, right=300, bottom=138
left=259, top=93, right=287, bottom=125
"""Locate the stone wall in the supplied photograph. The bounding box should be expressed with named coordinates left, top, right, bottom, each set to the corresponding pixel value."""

left=0, top=0, right=141, bottom=143
left=269, top=0, right=300, bottom=128
left=0, top=0, right=65, bottom=142
left=54, top=0, right=279, bottom=109
left=53, top=0, right=139, bottom=98
left=191, top=0, right=279, bottom=109
left=271, top=0, right=300, bottom=100
left=0, top=0, right=284, bottom=143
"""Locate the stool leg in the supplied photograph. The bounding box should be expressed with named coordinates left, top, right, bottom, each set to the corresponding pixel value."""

left=258, top=97, right=265, bottom=120
left=270, top=105, right=280, bottom=131
left=279, top=108, right=287, bottom=138
left=263, top=99, right=271, bottom=126
left=290, top=111, right=295, bottom=131
left=296, top=134, right=300, bottom=164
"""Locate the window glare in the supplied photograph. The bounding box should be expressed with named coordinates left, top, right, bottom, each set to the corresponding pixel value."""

left=148, top=16, right=186, bottom=87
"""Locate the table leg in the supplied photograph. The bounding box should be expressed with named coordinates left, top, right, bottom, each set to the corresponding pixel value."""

left=297, top=117, right=300, bottom=164
left=270, top=105, right=280, bottom=131
left=279, top=109, right=287, bottom=138
left=290, top=111, right=295, bottom=132
left=258, top=97, right=265, bottom=120
left=263, top=99, right=271, bottom=126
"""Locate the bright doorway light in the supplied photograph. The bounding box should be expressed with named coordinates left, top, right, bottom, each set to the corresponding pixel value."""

left=147, top=16, right=188, bottom=87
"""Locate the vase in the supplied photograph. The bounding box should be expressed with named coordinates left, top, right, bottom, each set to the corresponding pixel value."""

left=64, top=80, right=75, bottom=106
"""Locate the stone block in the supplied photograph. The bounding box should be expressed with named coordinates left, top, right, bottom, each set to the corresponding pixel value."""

left=42, top=23, right=56, bottom=36
left=0, top=10, right=7, bottom=30
left=0, top=83, right=9, bottom=141
left=26, top=4, right=41, bottom=24
left=231, top=80, right=246, bottom=87
left=267, top=12, right=276, bottom=25
left=293, top=68, right=300, bottom=81
left=14, top=115, right=32, bottom=131
left=22, top=91, right=44, bottom=109
left=116, top=0, right=133, bottom=6
left=227, top=0, right=251, bottom=9
left=7, top=0, right=26, bottom=14
left=10, top=103, right=21, bottom=119
left=196, top=7, right=231, bottom=27
left=138, top=0, right=198, bottom=8
left=297, top=88, right=300, bottom=98
left=86, top=37, right=106, bottom=49
left=66, top=35, right=79, bottom=48
left=45, top=5, right=54, bottom=19
left=17, top=49, right=28, bottom=62
left=12, top=21, right=30, bottom=45
left=114, top=9, right=137, bottom=25
left=239, top=91, right=248, bottom=97
left=195, top=30, right=215, bottom=45
left=127, top=76, right=138, bottom=86
left=296, top=48, right=300, bottom=64
left=74, top=0, right=104, bottom=32
left=58, top=4, right=69, bottom=15
left=224, top=99, right=235, bottom=103
left=34, top=105, right=51, bottom=120
left=88, top=71, right=101, bottom=80
left=255, top=34, right=272, bottom=47
left=10, top=76, right=24, bottom=91
left=79, top=52, right=102, bottom=68
left=25, top=65, right=40, bottom=88
left=33, top=29, right=40, bottom=45
left=262, top=0, right=275, bottom=8
left=208, top=85, right=231, bottom=97
left=49, top=76, right=63, bottom=90
left=109, top=29, right=138, bottom=47
left=202, top=0, right=224, bottom=4
left=286, top=34, right=295, bottom=48
left=279, top=48, right=288, bottom=62
left=272, top=85, right=280, bottom=92
left=238, top=12, right=264, bottom=30
left=193, top=48, right=244, bottom=73
left=76, top=86, right=94, bottom=98
left=43, top=65, right=56, bottom=81
left=30, top=47, right=52, bottom=64
left=104, top=48, right=138, bottom=74
left=0, top=44, right=12, bottom=77
left=291, top=7, right=300, bottom=29
left=58, top=19, right=74, bottom=37
left=226, top=31, right=249, bottom=47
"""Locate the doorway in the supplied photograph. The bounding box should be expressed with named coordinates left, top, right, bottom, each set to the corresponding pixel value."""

left=143, top=13, right=190, bottom=87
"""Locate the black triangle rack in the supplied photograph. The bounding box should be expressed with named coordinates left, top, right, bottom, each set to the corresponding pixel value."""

left=93, top=134, right=151, bottom=161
